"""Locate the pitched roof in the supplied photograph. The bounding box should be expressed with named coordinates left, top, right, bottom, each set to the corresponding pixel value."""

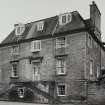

left=1, top=11, right=86, bottom=46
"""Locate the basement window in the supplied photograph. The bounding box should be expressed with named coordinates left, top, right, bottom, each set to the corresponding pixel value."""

left=18, top=88, right=24, bottom=98
left=57, top=83, right=66, bottom=96
left=59, top=12, right=72, bottom=25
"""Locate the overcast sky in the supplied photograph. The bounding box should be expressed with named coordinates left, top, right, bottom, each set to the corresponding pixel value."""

left=0, top=0, right=104, bottom=42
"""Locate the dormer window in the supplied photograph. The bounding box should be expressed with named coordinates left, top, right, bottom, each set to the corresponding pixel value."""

left=59, top=13, right=72, bottom=25
left=15, top=23, right=25, bottom=36
left=37, top=21, right=44, bottom=31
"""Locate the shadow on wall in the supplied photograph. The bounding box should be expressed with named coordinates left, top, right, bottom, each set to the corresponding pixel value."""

left=8, top=87, right=34, bottom=102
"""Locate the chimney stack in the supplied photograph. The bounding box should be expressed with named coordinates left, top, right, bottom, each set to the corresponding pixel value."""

left=90, top=1, right=101, bottom=40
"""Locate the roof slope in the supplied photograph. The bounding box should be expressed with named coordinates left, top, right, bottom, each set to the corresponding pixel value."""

left=1, top=11, right=86, bottom=45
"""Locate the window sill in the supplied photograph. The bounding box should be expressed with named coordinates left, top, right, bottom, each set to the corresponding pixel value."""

left=56, top=72, right=67, bottom=76
left=10, top=76, right=19, bottom=79
left=57, top=94, right=66, bottom=97
left=31, top=50, right=41, bottom=53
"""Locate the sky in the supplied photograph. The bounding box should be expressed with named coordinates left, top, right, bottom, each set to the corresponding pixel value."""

left=0, top=0, right=104, bottom=42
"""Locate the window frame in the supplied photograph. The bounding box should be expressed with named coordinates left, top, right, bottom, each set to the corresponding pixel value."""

left=11, top=46, right=19, bottom=56
left=31, top=40, right=41, bottom=52
left=56, top=37, right=66, bottom=49
left=15, top=24, right=25, bottom=36
left=11, top=63, right=18, bottom=78
left=96, top=65, right=100, bottom=78
left=56, top=57, right=66, bottom=75
left=59, top=13, right=72, bottom=25
left=18, top=87, right=24, bottom=98
left=88, top=35, right=92, bottom=48
left=32, top=62, right=40, bottom=81
left=37, top=21, right=44, bottom=31
left=89, top=59, right=94, bottom=76
left=57, top=83, right=66, bottom=96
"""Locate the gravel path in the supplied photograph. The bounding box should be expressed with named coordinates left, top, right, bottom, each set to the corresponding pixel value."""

left=0, top=101, right=48, bottom=105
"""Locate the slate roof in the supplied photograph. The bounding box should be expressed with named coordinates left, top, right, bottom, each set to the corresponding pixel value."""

left=1, top=11, right=86, bottom=45
left=0, top=10, right=105, bottom=51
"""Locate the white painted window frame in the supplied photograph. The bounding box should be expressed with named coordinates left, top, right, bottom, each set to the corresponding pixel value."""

left=56, top=37, right=67, bottom=49
left=15, top=24, right=25, bottom=36
left=89, top=59, right=94, bottom=76
left=11, top=63, right=18, bottom=78
left=32, top=62, right=40, bottom=81
left=18, top=87, right=24, bottom=98
left=96, top=65, right=100, bottom=78
left=57, top=83, right=67, bottom=96
left=37, top=21, right=44, bottom=31
left=56, top=58, right=66, bottom=75
left=59, top=12, right=72, bottom=25
left=31, top=40, right=41, bottom=52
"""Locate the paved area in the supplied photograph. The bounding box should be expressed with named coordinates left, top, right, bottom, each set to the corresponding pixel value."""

left=0, top=101, right=74, bottom=105
left=0, top=101, right=48, bottom=105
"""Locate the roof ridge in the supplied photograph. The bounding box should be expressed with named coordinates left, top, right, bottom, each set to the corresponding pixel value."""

left=25, top=11, right=78, bottom=26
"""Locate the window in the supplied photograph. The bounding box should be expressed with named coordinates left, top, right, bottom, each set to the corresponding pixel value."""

left=15, top=23, right=25, bottom=36
left=89, top=59, right=94, bottom=76
left=11, top=46, right=19, bottom=55
left=97, top=65, right=100, bottom=78
left=88, top=36, right=92, bottom=48
left=62, top=15, right=66, bottom=24
left=56, top=58, right=66, bottom=75
left=18, top=88, right=24, bottom=98
left=31, top=40, right=41, bottom=52
left=11, top=63, right=18, bottom=77
left=57, top=83, right=66, bottom=96
left=56, top=37, right=66, bottom=49
left=32, top=62, right=40, bottom=81
left=59, top=13, right=72, bottom=25
left=93, top=41, right=97, bottom=48
left=37, top=21, right=44, bottom=31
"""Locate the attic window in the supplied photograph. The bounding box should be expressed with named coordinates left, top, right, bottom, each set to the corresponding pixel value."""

left=15, top=23, right=25, bottom=36
left=59, top=13, right=72, bottom=25
left=37, top=21, right=44, bottom=31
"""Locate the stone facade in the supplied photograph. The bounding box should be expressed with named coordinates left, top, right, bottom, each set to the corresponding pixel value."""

left=0, top=1, right=105, bottom=105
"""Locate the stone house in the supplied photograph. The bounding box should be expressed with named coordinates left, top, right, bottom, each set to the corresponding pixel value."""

left=0, top=1, right=105, bottom=105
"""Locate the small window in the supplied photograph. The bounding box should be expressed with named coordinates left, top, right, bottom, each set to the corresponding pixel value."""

left=11, top=46, right=19, bottom=55
left=56, top=58, right=66, bottom=75
left=37, top=21, right=44, bottom=31
left=97, top=65, right=100, bottom=78
left=31, top=40, right=41, bottom=52
left=62, top=15, right=66, bottom=24
left=11, top=63, right=18, bottom=77
left=18, top=88, right=24, bottom=98
left=56, top=37, right=66, bottom=49
left=88, top=36, right=92, bottom=48
left=59, top=13, right=72, bottom=25
left=57, top=83, right=66, bottom=96
left=90, top=59, right=94, bottom=76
